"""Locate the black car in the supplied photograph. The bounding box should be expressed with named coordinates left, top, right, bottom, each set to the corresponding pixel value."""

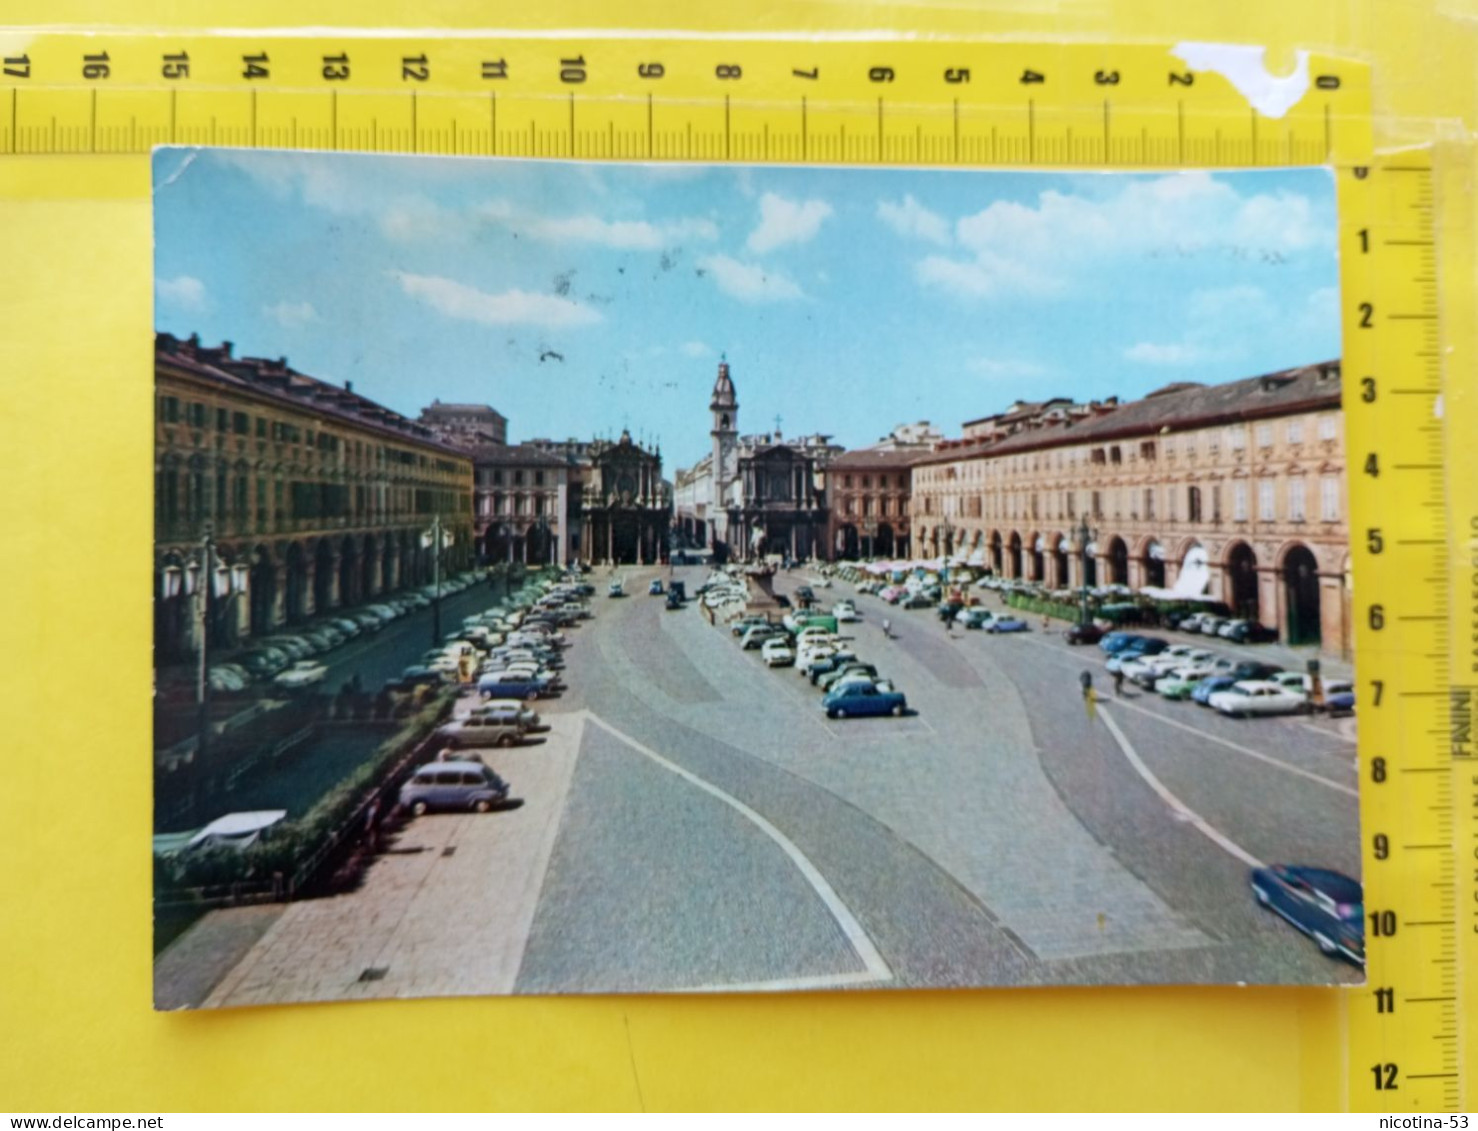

left=665, top=591, right=684, bottom=610
left=774, top=594, right=792, bottom=609
left=1226, top=620, right=1280, bottom=644
left=1230, top=660, right=1284, bottom=682
left=1064, top=622, right=1105, bottom=646
left=795, top=586, right=815, bottom=602
left=1250, top=865, right=1364, bottom=965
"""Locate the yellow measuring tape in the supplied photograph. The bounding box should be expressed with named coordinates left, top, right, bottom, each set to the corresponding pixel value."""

left=3, top=30, right=1467, bottom=1112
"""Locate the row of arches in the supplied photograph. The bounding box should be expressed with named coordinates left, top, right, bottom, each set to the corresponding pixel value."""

left=909, top=526, right=1333, bottom=648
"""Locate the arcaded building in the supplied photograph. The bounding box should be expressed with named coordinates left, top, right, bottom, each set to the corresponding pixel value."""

left=155, top=333, right=474, bottom=663
left=911, top=362, right=1350, bottom=656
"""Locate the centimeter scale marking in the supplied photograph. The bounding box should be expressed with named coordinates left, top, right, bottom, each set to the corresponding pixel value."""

left=0, top=30, right=1465, bottom=1114
left=0, top=36, right=1372, bottom=164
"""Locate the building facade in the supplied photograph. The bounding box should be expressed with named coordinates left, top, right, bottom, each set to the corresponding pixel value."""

left=911, top=362, right=1351, bottom=656
left=826, top=447, right=925, bottom=560
left=417, top=400, right=508, bottom=446
left=469, top=443, right=573, bottom=567
left=728, top=444, right=829, bottom=562
left=155, top=333, right=474, bottom=664
left=582, top=430, right=671, bottom=564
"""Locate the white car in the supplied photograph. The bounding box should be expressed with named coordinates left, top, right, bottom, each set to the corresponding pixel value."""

left=761, top=638, right=796, bottom=667
left=1209, top=680, right=1309, bottom=718
left=833, top=602, right=859, bottom=623
left=273, top=660, right=328, bottom=689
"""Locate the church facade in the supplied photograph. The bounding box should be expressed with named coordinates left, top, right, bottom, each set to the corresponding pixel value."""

left=581, top=430, right=671, bottom=565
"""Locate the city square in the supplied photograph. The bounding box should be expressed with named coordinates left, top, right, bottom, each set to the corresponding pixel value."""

left=151, top=152, right=1359, bottom=1003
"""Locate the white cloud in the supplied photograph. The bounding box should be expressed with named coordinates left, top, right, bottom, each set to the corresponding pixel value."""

left=1122, top=342, right=1210, bottom=365
left=526, top=214, right=718, bottom=250
left=966, top=357, right=1048, bottom=379
left=263, top=300, right=319, bottom=328
left=746, top=193, right=833, bottom=254
left=696, top=255, right=804, bottom=303
left=680, top=341, right=713, bottom=358
left=157, top=275, right=207, bottom=311
left=915, top=252, right=1061, bottom=299
left=877, top=195, right=951, bottom=246
left=391, top=271, right=602, bottom=328
left=926, top=172, right=1333, bottom=300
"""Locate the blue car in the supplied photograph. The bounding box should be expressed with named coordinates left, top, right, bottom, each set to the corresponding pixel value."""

left=476, top=675, right=545, bottom=701
left=1190, top=675, right=1238, bottom=706
left=822, top=682, right=907, bottom=719
left=1250, top=865, right=1364, bottom=965
left=1105, top=637, right=1169, bottom=672
left=1099, top=632, right=1145, bottom=655
left=985, top=616, right=1029, bottom=633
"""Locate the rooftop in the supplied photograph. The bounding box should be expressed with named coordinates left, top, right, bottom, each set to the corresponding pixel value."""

left=156, top=332, right=466, bottom=456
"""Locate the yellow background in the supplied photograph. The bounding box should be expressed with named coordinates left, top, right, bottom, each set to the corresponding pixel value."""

left=1, top=0, right=1473, bottom=1112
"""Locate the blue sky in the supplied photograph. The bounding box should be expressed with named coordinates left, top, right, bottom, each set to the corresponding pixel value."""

left=154, top=150, right=1339, bottom=471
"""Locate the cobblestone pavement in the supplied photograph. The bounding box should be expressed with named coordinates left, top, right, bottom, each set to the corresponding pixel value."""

left=199, top=711, right=581, bottom=1008
left=168, top=563, right=1362, bottom=1006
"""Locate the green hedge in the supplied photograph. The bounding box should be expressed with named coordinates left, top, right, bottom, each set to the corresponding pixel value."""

left=1004, top=593, right=1086, bottom=621
left=156, top=693, right=453, bottom=897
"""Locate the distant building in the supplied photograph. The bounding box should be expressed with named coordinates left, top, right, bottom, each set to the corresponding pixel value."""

left=582, top=430, right=671, bottom=565
left=911, top=361, right=1350, bottom=656
left=727, top=444, right=829, bottom=562
left=418, top=400, right=508, bottom=446
left=826, top=447, right=927, bottom=560
left=874, top=421, right=945, bottom=450
left=469, top=443, right=574, bottom=566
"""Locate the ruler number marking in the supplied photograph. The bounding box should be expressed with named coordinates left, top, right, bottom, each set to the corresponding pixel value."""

left=638, top=62, right=664, bottom=80
left=793, top=67, right=818, bottom=80
left=322, top=53, right=350, bottom=82
left=1094, top=70, right=1120, bottom=85
left=1361, top=376, right=1377, bottom=402
left=944, top=68, right=969, bottom=84
left=4, top=54, right=30, bottom=79
left=1373, top=832, right=1390, bottom=860
left=1020, top=69, right=1045, bottom=84
left=482, top=58, right=508, bottom=81
left=1371, top=1063, right=1399, bottom=1091
left=1371, top=755, right=1386, bottom=782
left=243, top=52, right=269, bottom=81
left=162, top=51, right=189, bottom=81
left=716, top=64, right=742, bottom=80
left=1169, top=71, right=1194, bottom=86
left=869, top=67, right=895, bottom=83
left=1374, top=986, right=1395, bottom=1013
left=1370, top=909, right=1398, bottom=936
left=82, top=52, right=109, bottom=81
left=1359, top=301, right=1374, bottom=327
left=402, top=54, right=429, bottom=83
left=560, top=55, right=587, bottom=84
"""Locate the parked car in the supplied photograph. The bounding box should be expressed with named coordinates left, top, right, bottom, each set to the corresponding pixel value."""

left=476, top=674, right=545, bottom=701
left=741, top=625, right=783, bottom=650
left=273, top=660, right=328, bottom=690
left=901, top=592, right=933, bottom=610
left=648, top=579, right=664, bottom=595
left=1228, top=660, right=1285, bottom=683
left=762, top=638, right=796, bottom=668
left=1319, top=679, right=1356, bottom=715
left=665, top=591, right=684, bottom=610
left=1209, top=680, right=1309, bottom=718
left=1105, top=637, right=1169, bottom=672
left=803, top=650, right=856, bottom=680
left=436, top=715, right=527, bottom=748
left=1153, top=665, right=1218, bottom=699
left=985, top=616, right=1030, bottom=634
left=1190, top=675, right=1239, bottom=706
left=1064, top=622, right=1105, bottom=646
left=1223, top=619, right=1280, bottom=644
left=833, top=601, right=859, bottom=623
left=816, top=661, right=880, bottom=691
left=399, top=761, right=510, bottom=816
left=470, top=700, right=542, bottom=728
left=608, top=580, right=625, bottom=597
left=957, top=608, right=994, bottom=630
left=822, top=682, right=908, bottom=719
left=1098, top=632, right=1145, bottom=655
left=1250, top=865, right=1364, bottom=965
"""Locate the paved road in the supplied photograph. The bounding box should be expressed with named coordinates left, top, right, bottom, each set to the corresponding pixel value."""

left=170, top=563, right=1362, bottom=1006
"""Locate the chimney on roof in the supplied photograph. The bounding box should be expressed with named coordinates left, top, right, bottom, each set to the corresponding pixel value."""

left=221, top=341, right=233, bottom=357
left=1317, top=362, right=1339, bottom=382
left=188, top=332, right=200, bottom=348
left=345, top=380, right=353, bottom=393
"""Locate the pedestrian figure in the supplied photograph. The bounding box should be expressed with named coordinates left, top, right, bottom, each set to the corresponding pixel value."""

left=882, top=617, right=892, bottom=639
left=1113, top=668, right=1125, bottom=697
left=1042, top=615, right=1051, bottom=634
left=1079, top=670, right=1097, bottom=720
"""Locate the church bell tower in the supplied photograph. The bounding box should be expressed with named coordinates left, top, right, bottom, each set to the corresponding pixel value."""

left=710, top=356, right=739, bottom=503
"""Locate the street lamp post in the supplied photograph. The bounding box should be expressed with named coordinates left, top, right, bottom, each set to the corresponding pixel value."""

left=425, top=514, right=445, bottom=647
left=862, top=516, right=878, bottom=562
left=1077, top=514, right=1097, bottom=627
